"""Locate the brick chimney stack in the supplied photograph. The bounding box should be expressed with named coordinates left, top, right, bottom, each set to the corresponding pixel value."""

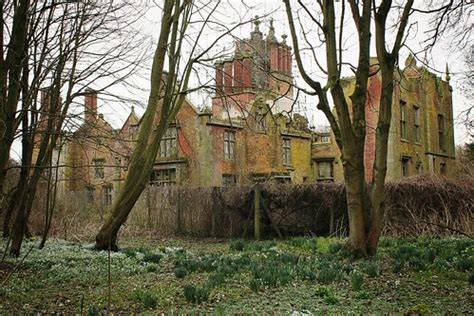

left=211, top=17, right=294, bottom=118
left=40, top=88, right=51, bottom=117
left=215, top=62, right=223, bottom=92
left=35, top=88, right=51, bottom=144
left=84, top=88, right=97, bottom=123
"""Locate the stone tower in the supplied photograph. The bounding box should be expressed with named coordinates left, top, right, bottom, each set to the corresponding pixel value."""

left=212, top=17, right=294, bottom=119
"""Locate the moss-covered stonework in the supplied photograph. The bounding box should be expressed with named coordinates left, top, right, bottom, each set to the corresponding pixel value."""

left=327, top=56, right=455, bottom=182
left=54, top=32, right=455, bottom=207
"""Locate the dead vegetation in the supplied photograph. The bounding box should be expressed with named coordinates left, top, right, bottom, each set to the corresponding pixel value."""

left=24, top=176, right=473, bottom=241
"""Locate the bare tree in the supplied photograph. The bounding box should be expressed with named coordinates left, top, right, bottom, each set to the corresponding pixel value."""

left=283, top=0, right=414, bottom=256
left=0, top=0, right=30, bottom=204
left=95, top=0, right=210, bottom=250
left=3, top=0, right=150, bottom=256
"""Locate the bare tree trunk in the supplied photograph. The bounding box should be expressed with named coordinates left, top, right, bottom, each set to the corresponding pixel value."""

left=342, top=145, right=368, bottom=256
left=367, top=0, right=413, bottom=255
left=2, top=188, right=17, bottom=237
left=0, top=0, right=30, bottom=198
left=367, top=69, right=393, bottom=255
left=95, top=0, right=177, bottom=250
left=95, top=174, right=149, bottom=250
left=39, top=145, right=61, bottom=249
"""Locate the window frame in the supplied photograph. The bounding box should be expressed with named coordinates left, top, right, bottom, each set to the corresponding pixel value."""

left=255, top=107, right=266, bottom=131
left=413, top=106, right=421, bottom=142
left=223, top=130, right=236, bottom=160
left=93, top=158, right=105, bottom=179
left=158, top=127, right=178, bottom=158
left=401, top=156, right=410, bottom=177
left=150, top=168, right=177, bottom=186
left=437, top=114, right=445, bottom=151
left=400, top=100, right=407, bottom=140
left=86, top=186, right=95, bottom=203
left=222, top=174, right=236, bottom=186
left=282, top=137, right=291, bottom=166
left=103, top=185, right=113, bottom=205
left=315, top=160, right=334, bottom=182
left=440, top=162, right=447, bottom=175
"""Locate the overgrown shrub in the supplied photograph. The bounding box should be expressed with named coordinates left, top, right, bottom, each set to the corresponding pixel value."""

left=314, top=286, right=339, bottom=305
left=122, top=248, right=137, bottom=258
left=37, top=176, right=473, bottom=239
left=251, top=264, right=294, bottom=288
left=392, top=260, right=405, bottom=273
left=317, top=265, right=342, bottom=283
left=361, top=261, right=380, bottom=278
left=175, top=267, right=187, bottom=279
left=183, top=284, right=210, bottom=304
left=456, top=256, right=474, bottom=272
left=132, top=289, right=158, bottom=309
left=229, top=240, right=246, bottom=251
left=143, top=253, right=162, bottom=264
left=328, top=242, right=343, bottom=254
left=351, top=272, right=364, bottom=291
left=287, top=237, right=318, bottom=252
left=143, top=292, right=158, bottom=308
left=207, top=273, right=226, bottom=288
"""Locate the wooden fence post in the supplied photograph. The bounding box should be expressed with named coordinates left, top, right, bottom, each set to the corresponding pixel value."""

left=329, top=207, right=335, bottom=236
left=176, top=187, right=182, bottom=235
left=254, top=184, right=261, bottom=240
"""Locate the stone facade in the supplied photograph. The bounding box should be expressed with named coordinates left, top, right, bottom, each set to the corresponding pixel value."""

left=52, top=20, right=455, bottom=206
left=315, top=56, right=456, bottom=182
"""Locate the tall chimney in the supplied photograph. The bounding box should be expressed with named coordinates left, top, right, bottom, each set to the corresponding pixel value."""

left=223, top=61, right=233, bottom=94
left=215, top=62, right=223, bottom=92
left=84, top=88, right=97, bottom=123
left=233, top=59, right=243, bottom=92
left=242, top=57, right=252, bottom=89
left=35, top=87, right=51, bottom=145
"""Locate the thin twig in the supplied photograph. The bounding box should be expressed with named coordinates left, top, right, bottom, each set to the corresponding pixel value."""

left=419, top=220, right=473, bottom=239
left=1, top=244, right=35, bottom=287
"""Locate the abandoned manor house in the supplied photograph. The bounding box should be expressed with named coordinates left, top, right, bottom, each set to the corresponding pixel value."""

left=44, top=21, right=455, bottom=206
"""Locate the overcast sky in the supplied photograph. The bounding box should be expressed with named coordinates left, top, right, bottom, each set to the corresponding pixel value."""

left=108, top=0, right=472, bottom=143
left=9, top=1, right=472, bottom=160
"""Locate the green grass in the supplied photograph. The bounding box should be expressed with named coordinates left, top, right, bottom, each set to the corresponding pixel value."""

left=0, top=236, right=472, bottom=314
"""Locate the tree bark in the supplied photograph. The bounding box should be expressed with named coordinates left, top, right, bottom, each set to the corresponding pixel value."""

left=95, top=0, right=182, bottom=250
left=2, top=188, right=17, bottom=237
left=367, top=68, right=393, bottom=255
left=0, top=0, right=30, bottom=199
left=367, top=0, right=414, bottom=256
left=342, top=145, right=368, bottom=257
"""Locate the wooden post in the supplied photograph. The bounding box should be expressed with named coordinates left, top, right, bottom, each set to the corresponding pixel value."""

left=329, top=208, right=334, bottom=236
left=176, top=187, right=182, bottom=234
left=254, top=184, right=261, bottom=240
left=211, top=187, right=216, bottom=237
left=146, top=186, right=151, bottom=228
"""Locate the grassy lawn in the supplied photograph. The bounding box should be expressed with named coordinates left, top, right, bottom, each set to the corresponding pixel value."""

left=0, top=236, right=472, bottom=314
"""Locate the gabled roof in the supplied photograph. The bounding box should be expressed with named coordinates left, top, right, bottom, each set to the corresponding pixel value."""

left=124, top=106, right=140, bottom=126
left=118, top=106, right=140, bottom=134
